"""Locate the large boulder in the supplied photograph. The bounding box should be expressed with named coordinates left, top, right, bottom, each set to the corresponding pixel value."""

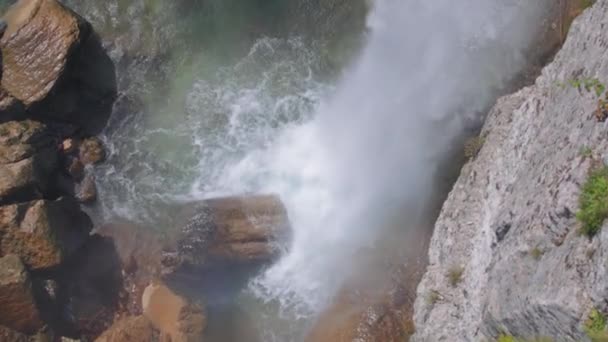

left=0, top=0, right=116, bottom=134
left=0, top=255, right=43, bottom=334
left=94, top=316, right=159, bottom=342
left=0, top=198, right=92, bottom=270
left=162, top=195, right=291, bottom=275
left=142, top=283, right=206, bottom=342
left=0, top=120, right=57, bottom=205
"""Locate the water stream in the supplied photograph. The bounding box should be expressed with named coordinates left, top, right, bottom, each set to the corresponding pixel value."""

left=41, top=0, right=552, bottom=340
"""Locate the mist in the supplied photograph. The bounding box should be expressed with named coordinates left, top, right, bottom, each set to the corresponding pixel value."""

left=218, top=0, right=553, bottom=315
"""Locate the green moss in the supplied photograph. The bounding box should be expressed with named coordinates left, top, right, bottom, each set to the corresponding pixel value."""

left=580, top=146, right=593, bottom=158
left=529, top=247, right=544, bottom=261
left=426, top=290, right=441, bottom=305
left=496, top=335, right=553, bottom=342
left=577, top=166, right=608, bottom=237
left=464, top=136, right=486, bottom=160
left=585, top=309, right=608, bottom=341
left=447, top=266, right=464, bottom=287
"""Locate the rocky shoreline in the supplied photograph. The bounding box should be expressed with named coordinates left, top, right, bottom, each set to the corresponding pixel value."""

left=0, top=1, right=291, bottom=341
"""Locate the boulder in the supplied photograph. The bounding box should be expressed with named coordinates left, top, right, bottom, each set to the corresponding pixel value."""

left=94, top=316, right=159, bottom=342
left=142, top=283, right=206, bottom=342
left=0, top=325, right=30, bottom=342
left=78, top=137, right=105, bottom=166
left=161, top=195, right=291, bottom=275
left=0, top=0, right=116, bottom=134
left=75, top=173, right=96, bottom=204
left=0, top=120, right=57, bottom=204
left=0, top=198, right=92, bottom=270
left=0, top=255, right=43, bottom=334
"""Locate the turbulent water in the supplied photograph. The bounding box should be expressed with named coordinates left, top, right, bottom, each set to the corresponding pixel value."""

left=66, top=0, right=552, bottom=340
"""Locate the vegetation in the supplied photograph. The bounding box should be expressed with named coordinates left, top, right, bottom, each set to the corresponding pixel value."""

left=496, top=335, right=552, bottom=342
left=577, top=166, right=608, bottom=237
left=584, top=308, right=608, bottom=341
left=529, top=247, right=544, bottom=261
left=426, top=290, right=441, bottom=305
left=580, top=146, right=594, bottom=158
left=447, top=266, right=464, bottom=287
left=464, top=136, right=486, bottom=160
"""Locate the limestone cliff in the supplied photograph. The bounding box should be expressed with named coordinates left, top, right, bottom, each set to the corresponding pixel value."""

left=413, top=1, right=608, bottom=341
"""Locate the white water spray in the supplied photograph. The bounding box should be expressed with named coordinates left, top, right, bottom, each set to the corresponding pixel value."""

left=214, top=0, right=550, bottom=315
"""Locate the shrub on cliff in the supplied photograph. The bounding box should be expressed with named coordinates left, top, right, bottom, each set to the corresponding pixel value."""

left=577, top=166, right=608, bottom=237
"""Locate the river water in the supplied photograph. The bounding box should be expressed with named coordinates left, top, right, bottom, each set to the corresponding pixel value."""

left=1, top=0, right=552, bottom=340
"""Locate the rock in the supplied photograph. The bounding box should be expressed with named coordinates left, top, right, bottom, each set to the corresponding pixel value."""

left=0, top=198, right=92, bottom=270
left=78, top=138, right=105, bottom=165
left=75, top=173, right=96, bottom=203
left=0, top=255, right=43, bottom=334
left=60, top=139, right=76, bottom=155
left=142, top=283, right=206, bottom=342
left=65, top=157, right=84, bottom=181
left=0, top=0, right=116, bottom=134
left=96, top=222, right=163, bottom=316
left=413, top=2, right=608, bottom=340
left=161, top=195, right=291, bottom=276
left=94, top=316, right=159, bottom=342
left=0, top=325, right=30, bottom=342
left=60, top=235, right=123, bottom=339
left=0, top=120, right=57, bottom=204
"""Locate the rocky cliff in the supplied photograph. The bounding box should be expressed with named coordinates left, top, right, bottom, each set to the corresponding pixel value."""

left=413, top=1, right=608, bottom=341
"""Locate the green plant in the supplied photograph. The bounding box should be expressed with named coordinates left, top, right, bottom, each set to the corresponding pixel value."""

left=577, top=166, right=608, bottom=237
left=496, top=335, right=553, bottom=342
left=585, top=308, right=608, bottom=341
left=447, top=266, right=464, bottom=287
left=464, top=136, right=486, bottom=160
left=529, top=247, right=544, bottom=261
left=568, top=78, right=606, bottom=97
left=580, top=146, right=594, bottom=158
left=426, top=290, right=441, bottom=305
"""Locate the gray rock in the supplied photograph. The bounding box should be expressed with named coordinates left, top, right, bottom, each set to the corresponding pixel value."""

left=413, top=1, right=608, bottom=341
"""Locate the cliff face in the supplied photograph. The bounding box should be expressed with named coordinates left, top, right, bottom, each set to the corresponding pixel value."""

left=413, top=1, right=608, bottom=341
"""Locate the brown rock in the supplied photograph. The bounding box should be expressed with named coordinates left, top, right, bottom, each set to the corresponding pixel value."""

left=75, top=173, right=96, bottom=203
left=0, top=198, right=92, bottom=270
left=0, top=120, right=57, bottom=204
left=94, top=316, right=159, bottom=342
left=0, top=255, right=43, bottom=334
left=78, top=138, right=105, bottom=165
left=0, top=0, right=116, bottom=134
left=162, top=195, right=291, bottom=276
left=60, top=139, right=76, bottom=155
left=142, top=283, right=206, bottom=342
left=0, top=325, right=30, bottom=342
left=66, top=157, right=84, bottom=181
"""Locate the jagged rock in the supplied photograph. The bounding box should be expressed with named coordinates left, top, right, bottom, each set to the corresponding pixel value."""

left=0, top=198, right=92, bottom=270
left=65, top=157, right=84, bottom=181
left=78, top=138, right=105, bottom=166
left=60, top=235, right=123, bottom=340
left=0, top=0, right=116, bottom=134
left=0, top=325, right=30, bottom=342
left=0, top=255, right=43, bottom=334
left=413, top=1, right=608, bottom=340
left=161, top=195, right=290, bottom=276
left=75, top=173, right=96, bottom=204
left=94, top=316, right=159, bottom=342
left=0, top=120, right=57, bottom=204
left=142, top=283, right=206, bottom=342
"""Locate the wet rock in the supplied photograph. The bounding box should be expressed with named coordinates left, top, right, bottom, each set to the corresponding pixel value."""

left=60, top=235, right=123, bottom=340
left=0, top=120, right=57, bottom=204
left=0, top=0, right=116, bottom=134
left=65, top=157, right=84, bottom=181
left=94, top=316, right=159, bottom=342
left=0, top=255, right=43, bottom=334
left=162, top=195, right=290, bottom=276
left=142, top=283, right=206, bottom=342
left=0, top=198, right=92, bottom=270
left=0, top=325, right=30, bottom=342
left=78, top=138, right=105, bottom=165
left=75, top=173, right=96, bottom=204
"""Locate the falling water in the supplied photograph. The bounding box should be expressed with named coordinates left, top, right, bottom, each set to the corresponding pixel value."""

left=82, top=0, right=551, bottom=340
